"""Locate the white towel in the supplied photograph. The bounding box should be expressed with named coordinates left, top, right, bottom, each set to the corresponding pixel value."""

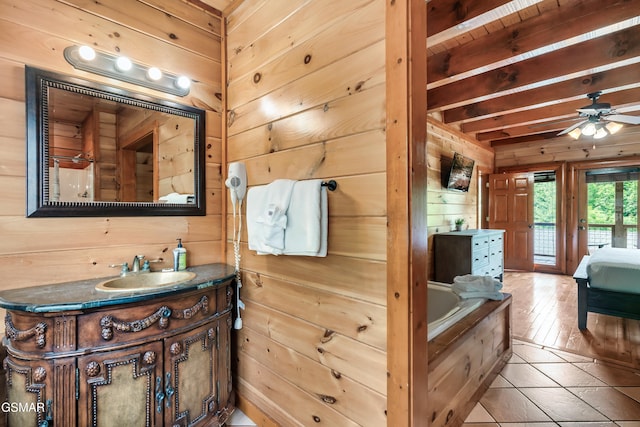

left=283, top=180, right=327, bottom=257
left=454, top=290, right=503, bottom=301
left=452, top=275, right=503, bottom=300
left=453, top=274, right=503, bottom=292
left=247, top=179, right=296, bottom=255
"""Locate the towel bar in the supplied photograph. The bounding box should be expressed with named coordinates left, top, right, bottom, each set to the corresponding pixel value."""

left=321, top=180, right=337, bottom=191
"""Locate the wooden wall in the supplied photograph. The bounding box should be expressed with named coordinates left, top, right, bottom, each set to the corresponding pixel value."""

left=494, top=128, right=640, bottom=168
left=225, top=0, right=388, bottom=425
left=495, top=128, right=640, bottom=275
left=427, top=119, right=494, bottom=278
left=0, top=0, right=223, bottom=291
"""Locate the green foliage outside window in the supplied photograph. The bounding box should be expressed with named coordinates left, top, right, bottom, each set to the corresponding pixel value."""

left=587, top=181, right=638, bottom=224
left=534, top=180, right=556, bottom=223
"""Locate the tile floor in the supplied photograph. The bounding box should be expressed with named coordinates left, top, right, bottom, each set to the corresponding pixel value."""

left=463, top=339, right=640, bottom=426
left=227, top=339, right=640, bottom=426
left=226, top=408, right=257, bottom=426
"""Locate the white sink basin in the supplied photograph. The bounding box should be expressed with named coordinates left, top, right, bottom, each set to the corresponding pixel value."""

left=95, top=271, right=196, bottom=292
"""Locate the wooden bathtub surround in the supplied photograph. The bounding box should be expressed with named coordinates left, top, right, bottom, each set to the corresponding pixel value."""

left=428, top=295, right=513, bottom=427
left=1, top=264, right=235, bottom=427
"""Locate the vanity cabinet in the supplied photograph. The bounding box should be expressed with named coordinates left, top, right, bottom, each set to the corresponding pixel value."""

left=434, top=229, right=505, bottom=283
left=0, top=264, right=235, bottom=427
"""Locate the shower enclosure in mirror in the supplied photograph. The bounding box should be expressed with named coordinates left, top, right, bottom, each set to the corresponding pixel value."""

left=26, top=66, right=206, bottom=217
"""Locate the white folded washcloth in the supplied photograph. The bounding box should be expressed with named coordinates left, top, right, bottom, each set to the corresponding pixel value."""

left=283, top=179, right=327, bottom=257
left=247, top=179, right=296, bottom=255
left=452, top=274, right=503, bottom=292
left=453, top=290, right=504, bottom=301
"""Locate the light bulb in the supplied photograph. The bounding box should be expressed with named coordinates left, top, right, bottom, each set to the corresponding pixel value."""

left=593, top=127, right=608, bottom=139
left=176, top=75, right=191, bottom=89
left=78, top=45, right=96, bottom=61
left=567, top=127, right=582, bottom=139
left=147, top=67, right=162, bottom=81
left=115, top=56, right=132, bottom=71
left=606, top=121, right=623, bottom=134
left=581, top=122, right=596, bottom=136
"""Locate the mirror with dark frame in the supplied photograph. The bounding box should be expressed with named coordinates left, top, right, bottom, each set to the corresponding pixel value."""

left=26, top=66, right=206, bottom=217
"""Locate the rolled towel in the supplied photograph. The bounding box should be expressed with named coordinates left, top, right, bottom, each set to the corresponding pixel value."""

left=452, top=274, right=503, bottom=292
left=453, top=290, right=504, bottom=301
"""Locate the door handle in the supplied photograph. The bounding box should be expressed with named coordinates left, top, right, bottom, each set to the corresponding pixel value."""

left=578, top=226, right=586, bottom=231
left=528, top=224, right=534, bottom=229
left=165, top=372, right=174, bottom=408
left=155, top=376, right=165, bottom=413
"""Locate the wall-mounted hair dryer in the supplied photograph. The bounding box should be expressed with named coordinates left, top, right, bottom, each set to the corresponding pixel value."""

left=226, top=162, right=247, bottom=330
left=225, top=162, right=247, bottom=208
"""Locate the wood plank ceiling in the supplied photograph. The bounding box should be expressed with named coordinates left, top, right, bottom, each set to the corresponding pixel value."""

left=427, top=0, right=640, bottom=146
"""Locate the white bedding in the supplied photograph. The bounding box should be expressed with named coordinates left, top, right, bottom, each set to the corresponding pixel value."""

left=586, top=247, right=640, bottom=293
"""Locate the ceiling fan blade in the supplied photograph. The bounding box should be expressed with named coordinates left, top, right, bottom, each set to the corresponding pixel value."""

left=576, top=108, right=600, bottom=115
left=606, top=114, right=640, bottom=125
left=557, top=120, right=588, bottom=136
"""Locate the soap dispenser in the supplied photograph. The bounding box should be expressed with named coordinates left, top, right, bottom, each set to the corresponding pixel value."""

left=173, top=238, right=187, bottom=271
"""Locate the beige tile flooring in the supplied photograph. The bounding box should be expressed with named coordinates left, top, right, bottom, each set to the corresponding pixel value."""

left=226, top=408, right=257, bottom=426
left=463, top=340, right=640, bottom=426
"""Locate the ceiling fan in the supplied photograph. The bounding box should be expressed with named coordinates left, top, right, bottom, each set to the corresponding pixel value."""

left=558, top=91, right=640, bottom=139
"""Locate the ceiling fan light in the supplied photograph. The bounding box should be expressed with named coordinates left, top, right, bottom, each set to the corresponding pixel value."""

left=593, top=127, right=608, bottom=139
left=606, top=121, right=623, bottom=134
left=567, top=127, right=582, bottom=139
left=581, top=122, right=597, bottom=136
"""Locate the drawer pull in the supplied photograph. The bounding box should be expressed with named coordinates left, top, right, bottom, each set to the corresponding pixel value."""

left=5, top=314, right=47, bottom=348
left=100, top=296, right=208, bottom=340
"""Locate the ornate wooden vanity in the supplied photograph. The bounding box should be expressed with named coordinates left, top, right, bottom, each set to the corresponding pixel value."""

left=0, top=263, right=236, bottom=427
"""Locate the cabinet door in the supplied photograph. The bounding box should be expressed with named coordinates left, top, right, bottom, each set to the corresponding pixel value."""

left=77, top=342, right=164, bottom=427
left=164, top=321, right=220, bottom=427
left=4, top=356, right=52, bottom=427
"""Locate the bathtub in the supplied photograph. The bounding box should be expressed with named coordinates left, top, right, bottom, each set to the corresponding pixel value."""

left=427, top=283, right=512, bottom=426
left=427, top=281, right=485, bottom=341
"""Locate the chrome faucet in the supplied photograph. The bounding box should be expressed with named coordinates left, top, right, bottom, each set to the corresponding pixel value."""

left=131, top=255, right=145, bottom=273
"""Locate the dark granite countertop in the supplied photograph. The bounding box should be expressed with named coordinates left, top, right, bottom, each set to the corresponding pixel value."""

left=0, top=263, right=236, bottom=313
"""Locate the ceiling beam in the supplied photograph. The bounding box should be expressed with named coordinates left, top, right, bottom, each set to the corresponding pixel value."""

left=427, top=25, right=640, bottom=111
left=427, top=0, right=640, bottom=86
left=426, top=0, right=511, bottom=38
left=443, top=62, right=640, bottom=123
left=463, top=87, right=640, bottom=133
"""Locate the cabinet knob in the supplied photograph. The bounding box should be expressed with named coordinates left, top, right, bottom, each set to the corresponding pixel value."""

left=34, top=366, right=47, bottom=382
left=170, top=342, right=182, bottom=355
left=143, top=351, right=156, bottom=365
left=85, top=361, right=100, bottom=377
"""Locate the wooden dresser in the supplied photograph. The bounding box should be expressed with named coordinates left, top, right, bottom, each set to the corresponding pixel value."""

left=0, top=263, right=236, bottom=427
left=433, top=229, right=505, bottom=283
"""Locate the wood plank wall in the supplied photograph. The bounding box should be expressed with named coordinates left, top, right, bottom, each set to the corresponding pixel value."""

left=427, top=119, right=494, bottom=278
left=494, top=128, right=640, bottom=168
left=0, top=0, right=223, bottom=296
left=494, top=129, right=640, bottom=275
left=225, top=1, right=388, bottom=425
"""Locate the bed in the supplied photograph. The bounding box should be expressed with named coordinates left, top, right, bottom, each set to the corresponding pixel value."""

left=573, top=247, right=640, bottom=330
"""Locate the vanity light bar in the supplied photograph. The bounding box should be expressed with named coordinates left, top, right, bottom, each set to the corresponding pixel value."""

left=63, top=45, right=191, bottom=97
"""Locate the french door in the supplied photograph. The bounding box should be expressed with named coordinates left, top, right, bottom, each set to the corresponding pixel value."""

left=577, top=167, right=639, bottom=259
left=489, top=172, right=534, bottom=271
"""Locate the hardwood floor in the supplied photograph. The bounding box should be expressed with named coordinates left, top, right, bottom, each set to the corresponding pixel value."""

left=503, top=271, right=640, bottom=369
